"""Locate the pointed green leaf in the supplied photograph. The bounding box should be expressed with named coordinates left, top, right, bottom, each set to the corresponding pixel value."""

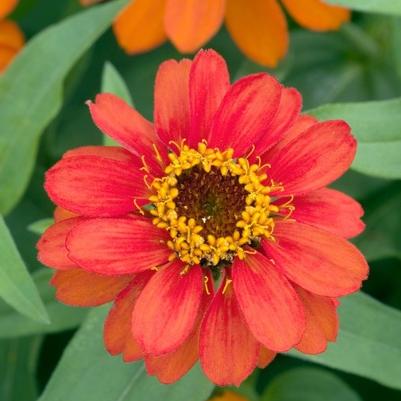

left=0, top=270, right=86, bottom=338
left=38, top=307, right=214, bottom=401
left=308, top=98, right=401, bottom=179
left=289, top=292, right=401, bottom=389
left=0, top=216, right=49, bottom=324
left=28, top=218, right=54, bottom=235
left=0, top=0, right=128, bottom=215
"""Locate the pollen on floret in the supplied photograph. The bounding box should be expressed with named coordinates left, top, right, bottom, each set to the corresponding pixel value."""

left=141, top=141, right=289, bottom=269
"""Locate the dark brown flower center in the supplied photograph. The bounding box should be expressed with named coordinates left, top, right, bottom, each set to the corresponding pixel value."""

left=174, top=166, right=248, bottom=238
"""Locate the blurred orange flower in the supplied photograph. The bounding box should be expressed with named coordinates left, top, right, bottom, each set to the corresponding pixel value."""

left=81, top=0, right=350, bottom=67
left=209, top=391, right=249, bottom=401
left=0, top=0, right=24, bottom=73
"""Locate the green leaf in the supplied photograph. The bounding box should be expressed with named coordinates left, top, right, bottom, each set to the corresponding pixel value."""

left=0, top=216, right=49, bottom=324
left=101, top=61, right=133, bottom=146
left=39, top=307, right=214, bottom=401
left=308, top=98, right=401, bottom=179
left=0, top=270, right=86, bottom=338
left=355, top=183, right=401, bottom=261
left=327, top=0, right=401, bottom=16
left=101, top=61, right=134, bottom=106
left=0, top=336, right=42, bottom=401
left=0, top=0, right=128, bottom=215
left=289, top=292, right=401, bottom=390
left=27, top=218, right=54, bottom=235
left=262, top=367, right=361, bottom=401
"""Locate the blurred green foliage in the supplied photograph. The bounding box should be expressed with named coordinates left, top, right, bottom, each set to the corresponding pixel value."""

left=0, top=0, right=401, bottom=400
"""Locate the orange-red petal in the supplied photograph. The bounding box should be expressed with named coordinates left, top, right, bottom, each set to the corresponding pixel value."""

left=281, top=0, right=350, bottom=31
left=225, top=0, right=288, bottom=68
left=200, top=282, right=259, bottom=386
left=51, top=269, right=133, bottom=307
left=292, top=187, right=365, bottom=238
left=263, top=221, right=369, bottom=297
left=113, top=0, right=167, bottom=54
left=104, top=271, right=153, bottom=359
left=53, top=207, right=78, bottom=223
left=164, top=0, right=225, bottom=53
left=37, top=217, right=83, bottom=270
left=209, top=73, right=281, bottom=156
left=294, top=285, right=338, bottom=354
left=257, top=347, right=276, bottom=369
left=0, top=20, right=24, bottom=72
left=268, top=120, right=356, bottom=196
left=66, top=217, right=170, bottom=275
left=188, top=49, right=230, bottom=147
left=154, top=58, right=192, bottom=145
left=132, top=261, right=203, bottom=356
left=45, top=154, right=149, bottom=216
left=87, top=94, right=165, bottom=176
left=232, top=252, right=305, bottom=352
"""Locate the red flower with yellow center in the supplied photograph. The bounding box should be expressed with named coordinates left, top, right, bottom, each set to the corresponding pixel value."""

left=38, top=49, right=368, bottom=386
left=81, top=0, right=350, bottom=67
left=0, top=0, right=24, bottom=73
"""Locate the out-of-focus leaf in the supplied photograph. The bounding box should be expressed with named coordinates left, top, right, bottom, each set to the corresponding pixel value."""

left=101, top=61, right=133, bottom=106
left=38, top=307, right=213, bottom=401
left=308, top=98, right=401, bottom=179
left=0, top=336, right=42, bottom=401
left=289, top=292, right=401, bottom=390
left=101, top=61, right=133, bottom=146
left=28, top=218, right=53, bottom=235
left=0, top=216, right=49, bottom=324
left=0, top=0, right=128, bottom=215
left=262, top=367, right=361, bottom=401
left=327, top=0, right=401, bottom=16
left=0, top=270, right=86, bottom=339
left=356, top=183, right=401, bottom=261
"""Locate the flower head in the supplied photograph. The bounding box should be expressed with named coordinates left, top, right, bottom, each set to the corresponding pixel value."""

left=82, top=0, right=350, bottom=67
left=38, top=49, right=368, bottom=386
left=0, top=1, right=24, bottom=73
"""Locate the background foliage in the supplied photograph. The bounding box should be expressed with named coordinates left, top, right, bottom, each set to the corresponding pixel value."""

left=1, top=0, right=401, bottom=400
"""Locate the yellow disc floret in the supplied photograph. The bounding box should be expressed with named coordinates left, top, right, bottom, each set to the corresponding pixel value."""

left=148, top=142, right=278, bottom=266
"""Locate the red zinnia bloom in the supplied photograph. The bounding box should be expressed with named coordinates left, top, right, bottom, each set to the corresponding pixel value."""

left=38, top=49, right=368, bottom=386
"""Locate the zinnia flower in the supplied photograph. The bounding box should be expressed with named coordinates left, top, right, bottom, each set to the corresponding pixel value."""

left=80, top=0, right=350, bottom=67
left=0, top=0, right=24, bottom=72
left=37, top=49, right=368, bottom=386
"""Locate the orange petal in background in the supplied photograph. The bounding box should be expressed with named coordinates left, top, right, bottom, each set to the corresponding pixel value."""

left=0, top=0, right=18, bottom=19
left=225, top=0, right=288, bottom=68
left=113, top=0, right=167, bottom=54
left=164, top=0, right=225, bottom=53
left=281, top=0, right=350, bottom=31
left=79, top=0, right=104, bottom=6
left=0, top=19, right=24, bottom=72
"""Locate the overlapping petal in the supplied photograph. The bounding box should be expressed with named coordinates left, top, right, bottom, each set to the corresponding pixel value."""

left=282, top=0, right=350, bottom=31
left=232, top=252, right=305, bottom=351
left=45, top=154, right=149, bottom=217
left=154, top=58, right=192, bottom=146
left=268, top=120, right=356, bottom=195
left=132, top=261, right=203, bottom=355
left=164, top=0, right=225, bottom=53
left=292, top=187, right=365, bottom=238
left=294, top=285, right=338, bottom=354
left=263, top=221, right=369, bottom=297
left=200, top=281, right=259, bottom=386
left=51, top=269, right=133, bottom=307
left=208, top=73, right=282, bottom=155
left=225, top=0, right=288, bottom=68
left=113, top=0, right=167, bottom=54
left=188, top=49, right=230, bottom=147
left=66, top=217, right=171, bottom=275
left=104, top=271, right=153, bottom=360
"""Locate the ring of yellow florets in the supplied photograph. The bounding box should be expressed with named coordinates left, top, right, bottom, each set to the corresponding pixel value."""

left=148, top=142, right=279, bottom=267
